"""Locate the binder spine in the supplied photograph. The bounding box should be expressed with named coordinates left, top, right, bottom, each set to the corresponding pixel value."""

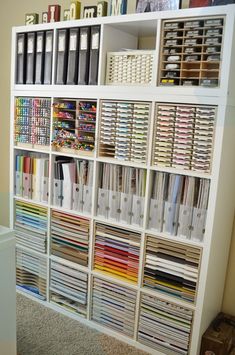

left=35, top=31, right=45, bottom=85
left=88, top=26, right=100, bottom=85
left=16, top=33, right=26, bottom=84
left=44, top=30, right=53, bottom=85
left=66, top=27, right=79, bottom=85
left=78, top=27, right=90, bottom=85
left=55, top=29, right=69, bottom=85
left=26, top=32, right=36, bottom=84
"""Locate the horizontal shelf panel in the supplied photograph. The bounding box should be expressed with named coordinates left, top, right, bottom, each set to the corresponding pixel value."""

left=96, top=157, right=147, bottom=169
left=14, top=145, right=50, bottom=154
left=149, top=165, right=212, bottom=179
left=51, top=150, right=95, bottom=161
left=12, top=85, right=227, bottom=103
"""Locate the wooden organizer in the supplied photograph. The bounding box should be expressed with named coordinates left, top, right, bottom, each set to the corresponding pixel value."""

left=52, top=98, right=97, bottom=155
left=159, top=17, right=224, bottom=86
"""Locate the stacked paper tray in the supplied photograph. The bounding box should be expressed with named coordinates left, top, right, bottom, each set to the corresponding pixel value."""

left=50, top=260, right=88, bottom=317
left=92, top=277, right=137, bottom=337
left=138, top=293, right=194, bottom=354
left=15, top=200, right=47, bottom=253
left=143, top=235, right=201, bottom=303
left=106, top=50, right=154, bottom=85
left=51, top=210, right=90, bottom=266
left=16, top=249, right=47, bottom=300
left=93, top=223, right=141, bottom=284
left=99, top=100, right=150, bottom=164
left=152, top=103, right=216, bottom=172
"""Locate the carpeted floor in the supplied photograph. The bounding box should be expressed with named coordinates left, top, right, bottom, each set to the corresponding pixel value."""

left=17, top=294, right=148, bottom=355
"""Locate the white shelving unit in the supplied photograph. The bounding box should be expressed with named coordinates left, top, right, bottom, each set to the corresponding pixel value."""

left=10, top=5, right=235, bottom=355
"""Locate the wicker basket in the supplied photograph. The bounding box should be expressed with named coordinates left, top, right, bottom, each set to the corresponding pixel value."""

left=106, top=50, right=155, bottom=85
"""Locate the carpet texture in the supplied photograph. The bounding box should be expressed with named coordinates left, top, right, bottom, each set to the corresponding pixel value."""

left=17, top=294, right=148, bottom=355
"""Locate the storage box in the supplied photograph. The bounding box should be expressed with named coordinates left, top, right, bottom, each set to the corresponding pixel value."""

left=200, top=312, right=235, bottom=355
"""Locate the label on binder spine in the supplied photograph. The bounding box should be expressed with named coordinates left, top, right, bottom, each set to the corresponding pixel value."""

left=37, top=37, right=43, bottom=53
left=92, top=32, right=99, bottom=50
left=81, top=33, right=88, bottom=50
left=46, top=37, right=52, bottom=52
left=70, top=34, right=77, bottom=51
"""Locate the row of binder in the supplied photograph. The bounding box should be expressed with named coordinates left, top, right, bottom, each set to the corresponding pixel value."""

left=138, top=293, right=193, bottom=354
left=92, top=277, right=137, bottom=337
left=93, top=223, right=141, bottom=284
left=99, top=100, right=150, bottom=163
left=97, top=164, right=146, bottom=227
left=15, top=97, right=51, bottom=147
left=153, top=104, right=216, bottom=172
left=15, top=153, right=49, bottom=203
left=15, top=200, right=48, bottom=254
left=50, top=260, right=88, bottom=317
left=51, top=210, right=90, bottom=267
left=16, top=249, right=47, bottom=300
left=143, top=236, right=201, bottom=303
left=56, top=26, right=100, bottom=85
left=148, top=172, right=210, bottom=241
left=53, top=157, right=93, bottom=213
left=16, top=31, right=53, bottom=84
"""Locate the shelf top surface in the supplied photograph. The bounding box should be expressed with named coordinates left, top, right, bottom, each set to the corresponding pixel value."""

left=12, top=4, right=235, bottom=33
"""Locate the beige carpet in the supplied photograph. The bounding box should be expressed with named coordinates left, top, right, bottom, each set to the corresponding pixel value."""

left=17, top=294, right=148, bottom=355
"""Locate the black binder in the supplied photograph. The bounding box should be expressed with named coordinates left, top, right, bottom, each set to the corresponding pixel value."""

left=78, top=27, right=90, bottom=85
left=66, top=28, right=79, bottom=85
left=44, top=31, right=53, bottom=85
left=88, top=26, right=100, bottom=85
left=35, top=31, right=45, bottom=84
left=26, top=32, right=36, bottom=84
left=16, top=33, right=26, bottom=84
left=56, top=29, right=69, bottom=85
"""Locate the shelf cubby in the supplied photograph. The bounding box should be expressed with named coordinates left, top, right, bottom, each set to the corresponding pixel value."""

left=14, top=200, right=48, bottom=254
left=143, top=235, right=202, bottom=303
left=92, top=277, right=137, bottom=337
left=159, top=16, right=224, bottom=87
left=16, top=248, right=47, bottom=300
left=50, top=260, right=88, bottom=317
left=50, top=209, right=90, bottom=267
